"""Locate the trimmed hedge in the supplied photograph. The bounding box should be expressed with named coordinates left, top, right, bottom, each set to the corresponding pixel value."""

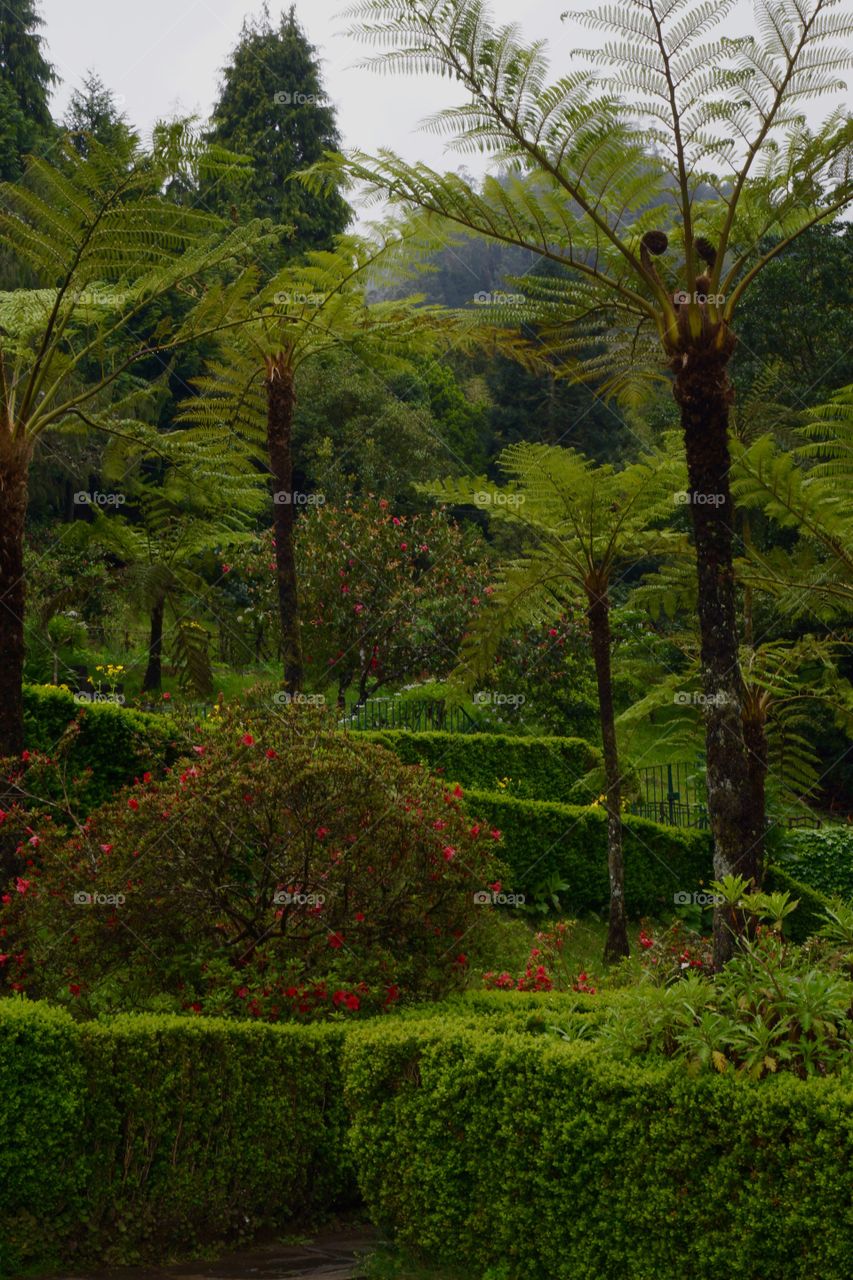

left=467, top=789, right=713, bottom=915
left=780, top=826, right=853, bottom=901
left=0, top=1002, right=353, bottom=1276
left=344, top=1015, right=853, bottom=1280
left=361, top=730, right=600, bottom=803
left=21, top=683, right=178, bottom=809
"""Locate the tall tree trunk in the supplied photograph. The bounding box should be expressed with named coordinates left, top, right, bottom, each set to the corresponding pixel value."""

left=586, top=581, right=629, bottom=964
left=0, top=440, right=29, bottom=756
left=142, top=597, right=165, bottom=693
left=673, top=344, right=765, bottom=966
left=741, top=696, right=767, bottom=890
left=266, top=355, right=303, bottom=693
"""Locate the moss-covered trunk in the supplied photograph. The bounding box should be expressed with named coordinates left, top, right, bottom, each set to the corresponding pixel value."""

left=142, top=597, right=165, bottom=693
left=674, top=345, right=765, bottom=966
left=586, top=583, right=629, bottom=964
left=266, top=355, right=304, bottom=693
left=0, top=440, right=29, bottom=755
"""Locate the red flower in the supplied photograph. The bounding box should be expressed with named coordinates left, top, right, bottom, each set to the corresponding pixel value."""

left=442, top=845, right=456, bottom=861
left=68, top=984, right=81, bottom=997
left=345, top=993, right=360, bottom=1011
left=99, top=844, right=113, bottom=855
left=162, top=692, right=171, bottom=701
left=316, top=826, right=330, bottom=839
left=236, top=986, right=249, bottom=999
left=265, top=749, right=277, bottom=759
left=15, top=878, right=30, bottom=894
left=355, top=911, right=366, bottom=922
left=639, top=930, right=654, bottom=949
left=241, top=733, right=255, bottom=746
left=328, top=932, right=344, bottom=949
left=21, top=750, right=30, bottom=762
left=128, top=797, right=139, bottom=811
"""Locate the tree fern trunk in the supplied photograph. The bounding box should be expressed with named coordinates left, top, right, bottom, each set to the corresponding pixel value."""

left=142, top=597, right=165, bottom=693
left=266, top=357, right=304, bottom=693
left=586, top=584, right=629, bottom=964
left=0, top=443, right=28, bottom=755
left=674, top=349, right=764, bottom=967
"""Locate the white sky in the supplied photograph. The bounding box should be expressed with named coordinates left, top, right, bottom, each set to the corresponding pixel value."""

left=38, top=1, right=764, bottom=161
left=41, top=0, right=851, bottom=180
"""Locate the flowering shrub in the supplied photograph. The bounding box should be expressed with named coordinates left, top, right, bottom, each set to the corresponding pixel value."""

left=483, top=921, right=598, bottom=994
left=635, top=920, right=714, bottom=984
left=0, top=704, right=502, bottom=1019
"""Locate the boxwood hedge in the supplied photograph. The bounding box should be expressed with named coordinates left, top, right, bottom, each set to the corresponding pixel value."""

left=21, top=683, right=178, bottom=809
left=361, top=730, right=600, bottom=803
left=467, top=789, right=713, bottom=915
left=0, top=1002, right=353, bottom=1276
left=344, top=1016, right=853, bottom=1280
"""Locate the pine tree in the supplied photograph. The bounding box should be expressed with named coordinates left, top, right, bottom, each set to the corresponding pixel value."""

left=204, top=3, right=350, bottom=257
left=64, top=71, right=131, bottom=157
left=0, top=0, right=56, bottom=182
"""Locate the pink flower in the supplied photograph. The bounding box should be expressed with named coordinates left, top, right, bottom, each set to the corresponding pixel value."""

left=99, top=844, right=113, bottom=855
left=222, top=564, right=232, bottom=574
left=442, top=845, right=456, bottom=861
left=15, top=878, right=30, bottom=894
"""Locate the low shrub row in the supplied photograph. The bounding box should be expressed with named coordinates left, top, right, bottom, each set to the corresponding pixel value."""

left=0, top=1001, right=352, bottom=1277
left=4, top=990, right=851, bottom=1279
left=780, top=826, right=853, bottom=901
left=467, top=789, right=713, bottom=914
left=362, top=729, right=600, bottom=803
left=344, top=1015, right=853, bottom=1280
left=20, top=683, right=178, bottom=809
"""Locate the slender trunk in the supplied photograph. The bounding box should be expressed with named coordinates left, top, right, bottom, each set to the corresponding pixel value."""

left=673, top=345, right=765, bottom=967
left=266, top=356, right=303, bottom=693
left=142, top=597, right=165, bottom=692
left=0, top=440, right=29, bottom=756
left=741, top=697, right=767, bottom=890
left=586, top=581, right=629, bottom=964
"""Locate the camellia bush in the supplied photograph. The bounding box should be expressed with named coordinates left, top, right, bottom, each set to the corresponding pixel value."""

left=0, top=704, right=502, bottom=1019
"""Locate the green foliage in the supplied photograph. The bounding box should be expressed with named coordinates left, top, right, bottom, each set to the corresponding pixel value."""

left=204, top=4, right=350, bottom=253
left=63, top=71, right=131, bottom=158
left=781, top=826, right=853, bottom=901
left=0, top=1000, right=352, bottom=1273
left=343, top=1014, right=853, bottom=1280
left=3, top=704, right=501, bottom=1017
left=362, top=731, right=600, bottom=804
left=464, top=789, right=712, bottom=917
left=0, top=1000, right=86, bottom=1278
left=601, top=929, right=853, bottom=1079
left=20, top=683, right=176, bottom=810
left=0, top=0, right=56, bottom=186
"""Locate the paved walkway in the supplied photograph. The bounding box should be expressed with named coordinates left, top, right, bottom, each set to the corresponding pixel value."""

left=48, top=1229, right=378, bottom=1280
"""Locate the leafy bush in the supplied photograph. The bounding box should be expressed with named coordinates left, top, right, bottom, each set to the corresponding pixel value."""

left=2, top=706, right=501, bottom=1018
left=0, top=1000, right=352, bottom=1274
left=344, top=1015, right=853, bottom=1280
left=466, top=790, right=712, bottom=915
left=601, top=928, right=853, bottom=1079
left=21, top=683, right=177, bottom=810
left=362, top=731, right=600, bottom=804
left=782, top=826, right=853, bottom=900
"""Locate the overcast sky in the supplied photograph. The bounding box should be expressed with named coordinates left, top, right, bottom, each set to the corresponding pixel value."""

left=41, top=0, right=850, bottom=185
left=40, top=1, right=760, bottom=164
